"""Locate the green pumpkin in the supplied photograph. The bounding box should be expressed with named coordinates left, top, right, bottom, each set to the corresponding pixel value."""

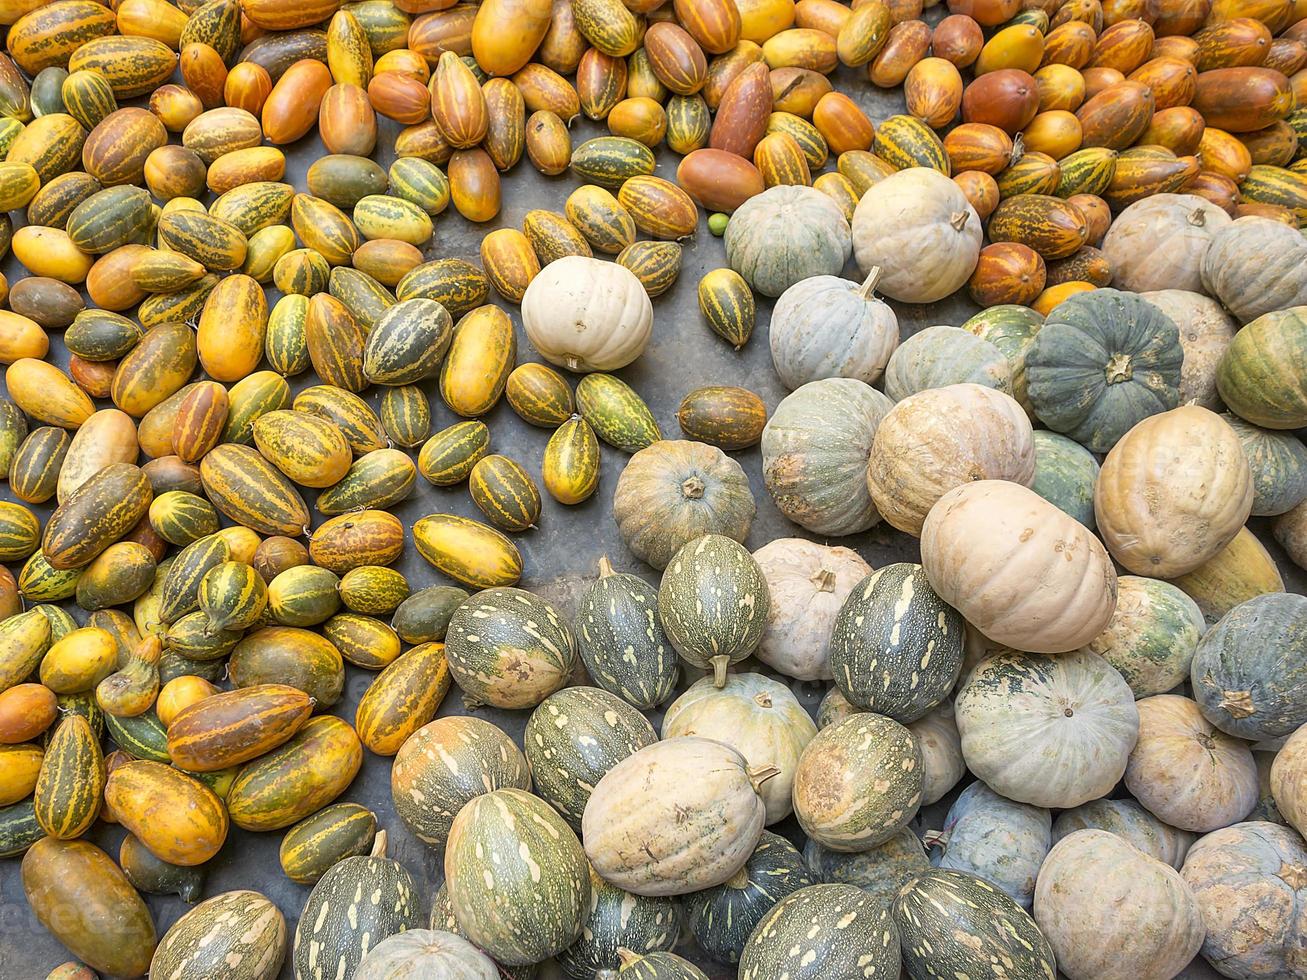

left=1026, top=288, right=1183, bottom=452
left=828, top=563, right=965, bottom=723
left=1088, top=575, right=1205, bottom=699
left=929, top=781, right=1051, bottom=910
left=1029, top=430, right=1100, bottom=529
left=278, top=802, right=377, bottom=885
left=724, top=185, right=851, bottom=298
left=151, top=890, right=286, bottom=980
left=737, top=884, right=899, bottom=980
left=962, top=304, right=1045, bottom=415
left=390, top=584, right=467, bottom=644
left=883, top=326, right=1011, bottom=403
left=1191, top=592, right=1307, bottom=740
left=614, top=951, right=709, bottom=978
left=657, top=535, right=769, bottom=686
left=555, top=867, right=680, bottom=979
left=1217, top=306, right=1307, bottom=429
left=803, top=829, right=930, bottom=909
left=1223, top=412, right=1307, bottom=516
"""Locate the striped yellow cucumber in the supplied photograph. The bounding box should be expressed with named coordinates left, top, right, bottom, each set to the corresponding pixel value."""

left=67, top=35, right=177, bottom=99
left=543, top=415, right=601, bottom=505
left=166, top=684, right=313, bottom=772
left=618, top=240, right=683, bottom=297
left=279, top=802, right=377, bottom=884
left=564, top=184, right=636, bottom=255
left=273, top=248, right=330, bottom=296
left=523, top=209, right=593, bottom=265
left=305, top=294, right=368, bottom=392
left=418, top=420, right=490, bottom=486
left=361, top=297, right=451, bottom=384
left=1055, top=147, right=1118, bottom=198
left=222, top=370, right=292, bottom=445
left=317, top=448, right=417, bottom=515
left=27, top=171, right=103, bottom=229
left=9, top=428, right=69, bottom=505
left=105, top=709, right=171, bottom=762
left=60, top=69, right=115, bottom=130
left=576, top=373, right=661, bottom=453
left=267, top=565, right=342, bottom=628
left=266, top=294, right=311, bottom=375
left=7, top=114, right=85, bottom=183
left=159, top=533, right=232, bottom=625
left=291, top=193, right=360, bottom=266
left=200, top=444, right=310, bottom=537
left=339, top=566, right=410, bottom=616
left=395, top=257, right=489, bottom=314
left=170, top=380, right=229, bottom=464
left=1240, top=165, right=1307, bottom=226
left=388, top=157, right=450, bottom=216
left=156, top=209, right=248, bottom=271
left=252, top=410, right=352, bottom=490
left=138, top=274, right=219, bottom=329
left=873, top=114, right=949, bottom=174
left=198, top=561, right=267, bottom=631
left=469, top=454, right=542, bottom=531
left=19, top=552, right=82, bottom=603
left=209, top=180, right=296, bottom=236
left=228, top=627, right=345, bottom=709
left=33, top=713, right=103, bottom=839
left=322, top=613, right=401, bottom=670
left=149, top=491, right=219, bottom=547
left=111, top=322, right=198, bottom=418
left=353, top=642, right=451, bottom=756
left=767, top=111, right=829, bottom=170
left=293, top=385, right=386, bottom=454
left=7, top=0, right=117, bottom=75
left=308, top=510, right=405, bottom=575
left=0, top=609, right=52, bottom=695
left=41, top=462, right=152, bottom=570
left=413, top=513, right=523, bottom=589
left=506, top=362, right=574, bottom=427
left=352, top=194, right=432, bottom=246
left=0, top=501, right=40, bottom=563
left=379, top=385, right=431, bottom=448
left=66, top=185, right=152, bottom=254
left=440, top=305, right=516, bottom=417
left=66, top=309, right=145, bottom=361
left=571, top=135, right=656, bottom=187
left=328, top=265, right=396, bottom=329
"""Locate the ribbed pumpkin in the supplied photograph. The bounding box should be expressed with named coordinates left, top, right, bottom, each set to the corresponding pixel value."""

left=723, top=184, right=851, bottom=297
left=1201, top=216, right=1307, bottom=324
left=768, top=269, right=899, bottom=389
left=803, top=829, right=930, bottom=909
left=555, top=867, right=679, bottom=978
left=929, top=781, right=1051, bottom=910
left=1088, top=576, right=1206, bottom=699
left=911, top=703, right=967, bottom=806
left=882, top=326, right=1011, bottom=403
left=1101, top=193, right=1232, bottom=294
left=149, top=890, right=286, bottom=980
left=1138, top=289, right=1237, bottom=411
left=1029, top=429, right=1099, bottom=529
left=520, top=256, right=652, bottom=372
left=1053, top=798, right=1195, bottom=869
left=738, top=884, right=900, bottom=980
left=355, top=930, right=497, bottom=980
left=1217, top=306, right=1307, bottom=430
left=1224, top=413, right=1307, bottom=517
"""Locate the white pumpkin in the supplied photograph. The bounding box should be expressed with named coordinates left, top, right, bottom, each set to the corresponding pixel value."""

left=1125, top=695, right=1258, bottom=833
left=921, top=480, right=1118, bottom=654
left=520, top=255, right=653, bottom=372
left=354, top=930, right=498, bottom=980
left=955, top=648, right=1139, bottom=809
left=1102, top=193, right=1232, bottom=295
left=851, top=167, right=982, bottom=303
left=1034, top=829, right=1206, bottom=980
left=908, top=701, right=966, bottom=806
left=1138, top=290, right=1237, bottom=410
left=751, top=538, right=871, bottom=681
left=661, top=672, right=817, bottom=824
left=867, top=383, right=1035, bottom=536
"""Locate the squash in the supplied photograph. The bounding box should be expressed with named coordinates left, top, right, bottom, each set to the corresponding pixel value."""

left=1095, top=405, right=1253, bottom=577
left=524, top=686, right=657, bottom=828
left=803, top=829, right=929, bottom=909
left=119, top=834, right=206, bottom=903
left=955, top=648, right=1138, bottom=808
left=751, top=538, right=869, bottom=682
left=1026, top=287, right=1184, bottom=453
left=921, top=481, right=1117, bottom=654
left=104, top=761, right=228, bottom=866
left=612, top=950, right=708, bottom=978
left=1088, top=576, right=1206, bottom=698
left=894, top=868, right=1055, bottom=980
left=1273, top=724, right=1307, bottom=837
left=738, top=884, right=900, bottom=980
left=761, top=378, right=892, bottom=536
left=768, top=269, right=898, bottom=390
left=1029, top=430, right=1099, bottom=529
left=520, top=255, right=652, bottom=372
left=851, top=167, right=982, bottom=303
left=391, top=716, right=529, bottom=847
left=1034, top=830, right=1205, bottom=980
left=662, top=673, right=815, bottom=823
left=1190, top=593, right=1307, bottom=741
left=910, top=702, right=967, bottom=806
left=556, top=866, right=679, bottom=977
left=150, top=890, right=286, bottom=980
left=1138, top=289, right=1238, bottom=410
left=1224, top=414, right=1307, bottom=516
left=882, top=326, right=1011, bottom=401
left=445, top=587, right=577, bottom=709
left=1217, top=306, right=1307, bottom=429
left=1200, top=216, right=1307, bottom=324
left=582, top=736, right=773, bottom=896
left=612, top=440, right=755, bottom=570
left=793, top=713, right=922, bottom=851
left=1053, top=798, right=1195, bottom=869
left=959, top=304, right=1045, bottom=416
left=723, top=184, right=851, bottom=297
left=1181, top=524, right=1287, bottom=626
left=279, top=802, right=377, bottom=885
left=356, top=930, right=498, bottom=980
left=1101, top=193, right=1232, bottom=293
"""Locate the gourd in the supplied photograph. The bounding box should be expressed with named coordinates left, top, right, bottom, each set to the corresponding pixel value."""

left=1026, top=288, right=1184, bottom=453
left=520, top=255, right=653, bottom=371
left=657, top=535, right=769, bottom=686
left=768, top=268, right=899, bottom=390
left=355, top=930, right=498, bottom=980
left=612, top=440, right=755, bottom=570
left=149, top=890, right=286, bottom=980
left=1200, top=216, right=1307, bottom=324
left=792, top=713, right=923, bottom=852
left=1273, top=724, right=1307, bottom=837
left=738, top=884, right=900, bottom=980
left=1034, top=830, right=1205, bottom=980
left=1053, top=798, right=1195, bottom=870
left=1217, top=306, right=1307, bottom=430
left=921, top=481, right=1118, bottom=654
left=851, top=166, right=983, bottom=303
left=927, top=781, right=1051, bottom=910
left=612, top=951, right=708, bottom=978
left=882, top=326, right=1011, bottom=402
left=1029, top=430, right=1099, bottom=529
left=445, top=788, right=590, bottom=966
left=1224, top=414, right=1307, bottom=517
left=1088, top=576, right=1205, bottom=699
left=1101, top=193, right=1231, bottom=294
left=1190, top=593, right=1307, bottom=741
left=1138, top=290, right=1238, bottom=410
left=751, top=538, right=870, bottom=682
left=760, top=378, right=892, bottom=536
left=1095, top=406, right=1253, bottom=578
left=911, top=702, right=967, bottom=806
left=582, top=736, right=774, bottom=896
left=724, top=184, right=852, bottom=297
left=555, top=866, right=679, bottom=978
left=662, top=673, right=816, bottom=824
left=1176, top=525, right=1287, bottom=626
left=1125, top=695, right=1258, bottom=834
left=866, top=384, right=1034, bottom=536
left=803, top=830, right=929, bottom=909
left=1180, top=821, right=1307, bottom=980
left=955, top=648, right=1139, bottom=809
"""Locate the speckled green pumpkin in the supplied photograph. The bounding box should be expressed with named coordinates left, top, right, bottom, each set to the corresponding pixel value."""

left=1216, top=306, right=1307, bottom=430
left=1089, top=575, right=1205, bottom=699
left=428, top=886, right=536, bottom=980
left=555, top=867, right=680, bottom=979
left=614, top=950, right=709, bottom=978
left=150, top=890, right=286, bottom=980
left=1029, top=430, right=1100, bottom=529
left=1223, top=413, right=1307, bottom=517
left=828, top=563, right=965, bottom=723
left=929, top=781, right=1051, bottom=910
left=803, top=829, right=930, bottom=909
left=961, top=304, right=1046, bottom=415
left=883, top=326, right=1012, bottom=403
left=738, top=884, right=900, bottom=980
left=724, top=185, right=852, bottom=298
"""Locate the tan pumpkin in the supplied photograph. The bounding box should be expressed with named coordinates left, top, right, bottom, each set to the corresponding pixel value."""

left=921, top=480, right=1117, bottom=654
left=1138, top=289, right=1238, bottom=410
left=1271, top=723, right=1307, bottom=837
left=1101, top=193, right=1232, bottom=294
left=1095, top=405, right=1253, bottom=578
left=520, top=255, right=653, bottom=372
left=1275, top=500, right=1307, bottom=572
left=909, top=702, right=966, bottom=806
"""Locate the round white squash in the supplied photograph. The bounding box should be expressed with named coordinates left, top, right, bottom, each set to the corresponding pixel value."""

left=867, top=383, right=1035, bottom=536
left=908, top=702, right=966, bottom=806
left=921, top=480, right=1118, bottom=654
left=1138, top=290, right=1237, bottom=410
left=520, top=255, right=653, bottom=372
left=1102, top=193, right=1232, bottom=295
left=355, top=930, right=498, bottom=980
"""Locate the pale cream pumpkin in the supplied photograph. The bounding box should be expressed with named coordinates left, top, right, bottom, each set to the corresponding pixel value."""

left=520, top=256, right=653, bottom=372
left=1138, top=290, right=1237, bottom=410
left=1271, top=723, right=1307, bottom=838
left=1275, top=500, right=1307, bottom=572
left=908, top=702, right=966, bottom=806
left=1102, top=194, right=1231, bottom=295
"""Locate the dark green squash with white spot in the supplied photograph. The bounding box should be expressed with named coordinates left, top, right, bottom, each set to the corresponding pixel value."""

left=613, top=950, right=709, bottom=979
left=738, top=883, right=900, bottom=980
left=892, top=868, right=1056, bottom=980
left=683, top=831, right=813, bottom=965
left=150, top=889, right=287, bottom=980
left=524, top=686, right=658, bottom=829
left=556, top=866, right=680, bottom=979
left=803, top=829, right=930, bottom=909
left=828, top=563, right=965, bottom=723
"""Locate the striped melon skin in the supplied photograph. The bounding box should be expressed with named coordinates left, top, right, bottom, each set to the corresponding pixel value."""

left=165, top=684, right=312, bottom=773
left=279, top=803, right=377, bottom=885
left=445, top=788, right=590, bottom=966
left=159, top=533, right=232, bottom=625
left=506, top=362, right=575, bottom=427
left=0, top=501, right=39, bottom=562
left=413, top=514, right=523, bottom=589
left=355, top=642, right=452, bottom=756
left=292, top=385, right=386, bottom=455
left=41, top=462, right=152, bottom=570
left=738, top=883, right=900, bottom=980
left=468, top=454, right=541, bottom=531
left=418, top=420, right=491, bottom=486
left=316, top=448, right=417, bottom=515
left=10, top=429, right=68, bottom=506
left=150, top=889, right=286, bottom=980
left=556, top=866, right=680, bottom=978
left=396, top=258, right=490, bottom=315
left=33, top=713, right=103, bottom=839
left=200, top=444, right=310, bottom=536
left=576, top=372, right=661, bottom=453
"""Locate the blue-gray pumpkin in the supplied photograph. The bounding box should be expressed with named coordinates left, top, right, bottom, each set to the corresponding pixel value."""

left=724, top=185, right=851, bottom=298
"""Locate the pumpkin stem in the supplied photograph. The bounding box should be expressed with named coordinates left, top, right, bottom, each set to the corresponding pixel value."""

left=597, top=555, right=615, bottom=578
left=565, top=356, right=582, bottom=372
left=747, top=764, right=782, bottom=793
left=1008, top=132, right=1025, bottom=167
left=754, top=692, right=774, bottom=709
left=369, top=828, right=388, bottom=859
left=1219, top=689, right=1256, bottom=718
left=921, top=829, right=948, bottom=849
left=681, top=474, right=706, bottom=500
left=856, top=266, right=883, bottom=300
left=725, top=866, right=751, bottom=889
left=617, top=949, right=640, bottom=968
left=813, top=568, right=838, bottom=593
left=1187, top=207, right=1207, bottom=227
left=1104, top=352, right=1133, bottom=384
left=949, top=210, right=971, bottom=231
left=710, top=654, right=730, bottom=687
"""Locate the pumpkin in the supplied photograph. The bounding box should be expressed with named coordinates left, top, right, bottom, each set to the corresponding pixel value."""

left=1190, top=593, right=1307, bottom=741
left=867, top=383, right=1034, bottom=536
left=1095, top=405, right=1253, bottom=577
left=612, top=439, right=755, bottom=570
left=1137, top=289, right=1238, bottom=410
left=1034, top=829, right=1205, bottom=980
left=959, top=304, right=1045, bottom=417
left=1224, top=414, right=1307, bottom=516
left=792, top=713, right=922, bottom=852
left=751, top=538, right=870, bottom=682
left=683, top=831, right=813, bottom=964
left=582, top=736, right=773, bottom=896
left=1026, top=287, right=1184, bottom=453
left=921, top=481, right=1118, bottom=654
left=445, top=788, right=590, bottom=966
left=657, top=534, right=769, bottom=686
left=520, top=255, right=653, bottom=371
left=1101, top=193, right=1232, bottom=294
left=1088, top=576, right=1206, bottom=699
left=1217, top=306, right=1307, bottom=429
left=1277, top=501, right=1307, bottom=571
left=723, top=184, right=852, bottom=297
left=1125, top=695, right=1259, bottom=833
left=768, top=268, right=899, bottom=390
left=612, top=950, right=708, bottom=978
left=1181, top=821, right=1307, bottom=980
left=910, top=702, right=967, bottom=805
left=1176, top=526, right=1288, bottom=626
left=928, top=781, right=1051, bottom=910
left=955, top=648, right=1139, bottom=809
left=149, top=890, right=286, bottom=980
left=1273, top=725, right=1307, bottom=837
left=555, top=866, right=679, bottom=978
left=1053, top=798, right=1195, bottom=870
left=882, top=326, right=1011, bottom=402
left=355, top=930, right=498, bottom=980
left=851, top=167, right=983, bottom=303
left=803, top=829, right=929, bottom=909
left=737, top=884, right=900, bottom=980
left=760, top=378, right=892, bottom=536
left=1029, top=430, right=1099, bottom=529
left=662, top=673, right=816, bottom=824
left=1201, top=216, right=1307, bottom=324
